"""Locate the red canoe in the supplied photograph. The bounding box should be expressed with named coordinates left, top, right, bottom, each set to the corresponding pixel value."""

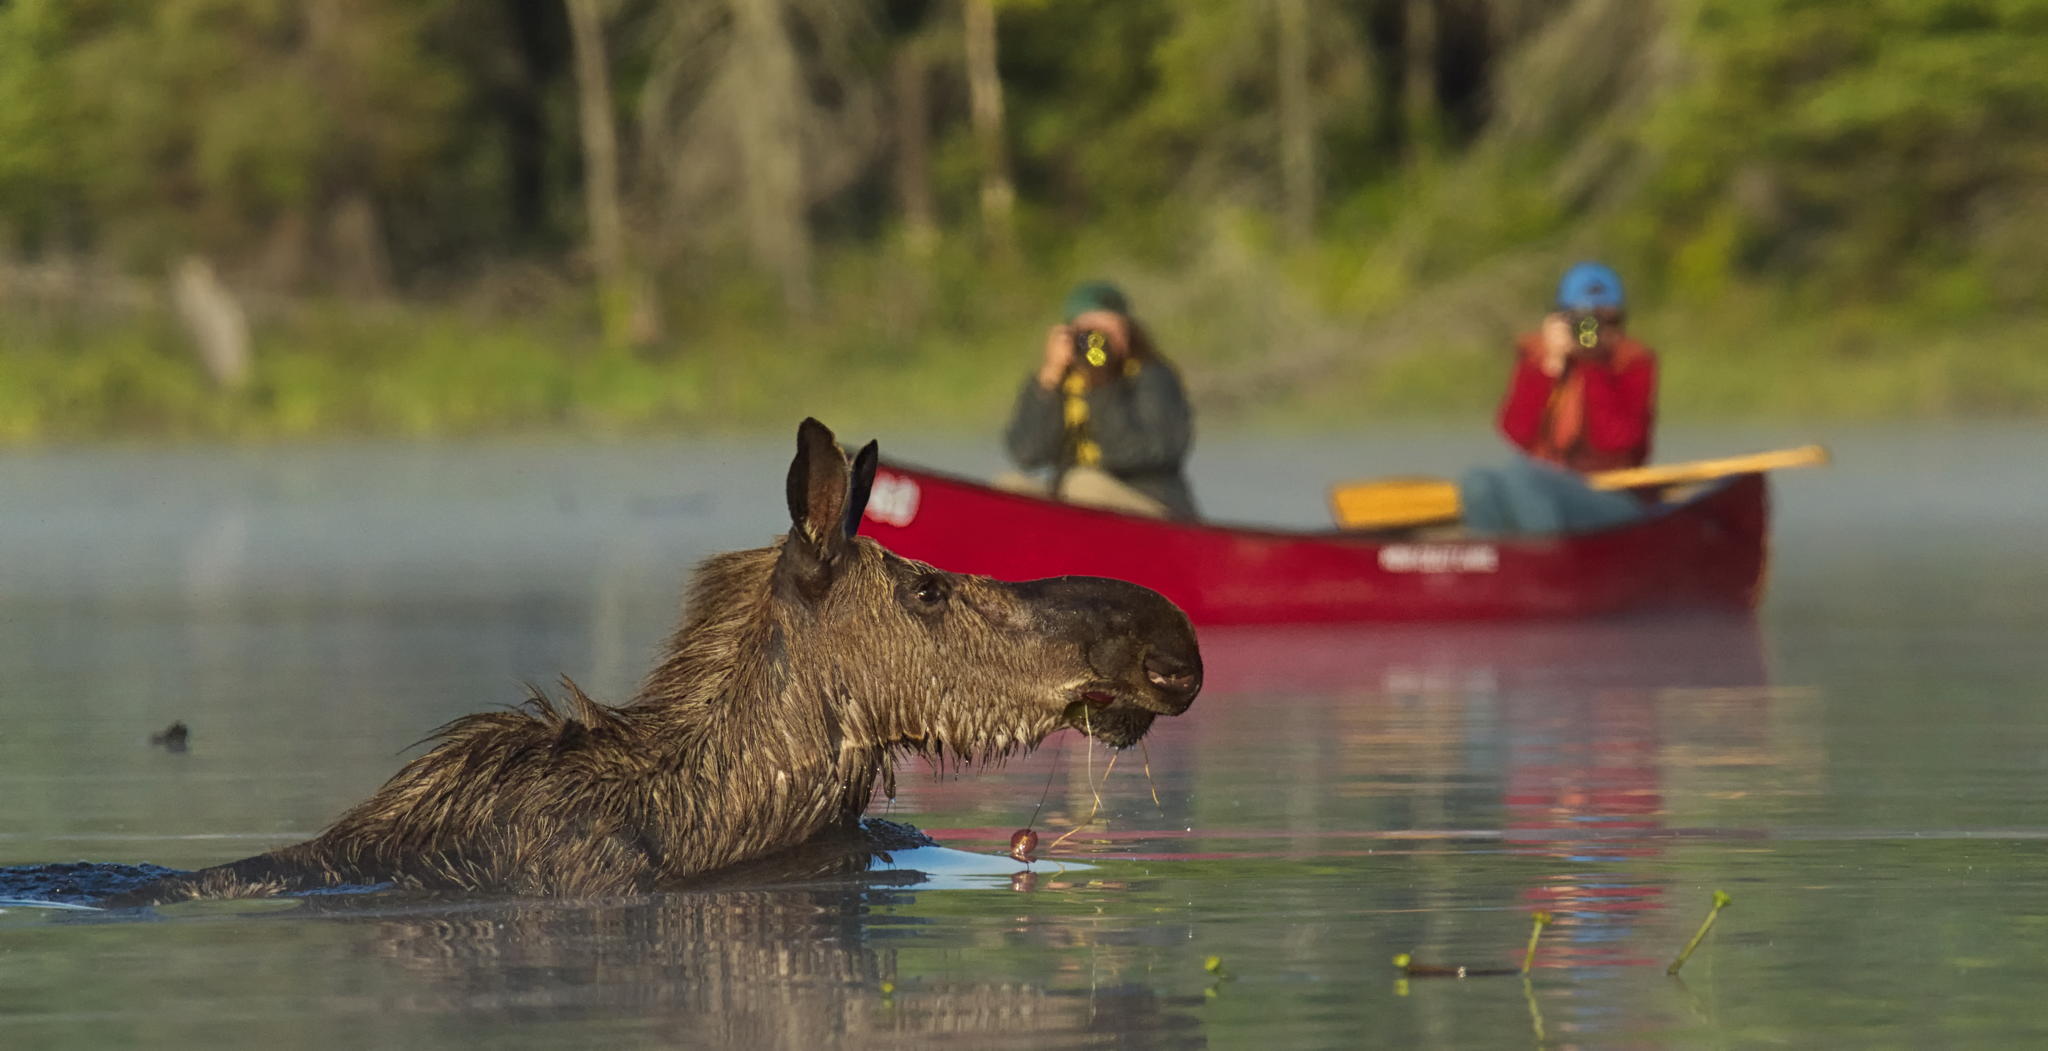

left=858, top=464, right=1769, bottom=625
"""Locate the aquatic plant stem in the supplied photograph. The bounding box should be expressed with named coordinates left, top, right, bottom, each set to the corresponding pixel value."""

left=1521, top=911, right=1553, bottom=975
left=1046, top=752, right=1118, bottom=851
left=1138, top=740, right=1164, bottom=813
left=1025, top=739, right=1066, bottom=830
left=1046, top=719, right=1118, bottom=851
left=1666, top=890, right=1733, bottom=976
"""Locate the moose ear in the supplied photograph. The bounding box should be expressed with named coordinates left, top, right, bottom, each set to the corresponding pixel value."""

left=842, top=440, right=878, bottom=539
left=786, top=417, right=851, bottom=547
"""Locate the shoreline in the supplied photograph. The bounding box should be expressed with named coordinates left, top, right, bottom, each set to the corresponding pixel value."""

left=2, top=303, right=2041, bottom=443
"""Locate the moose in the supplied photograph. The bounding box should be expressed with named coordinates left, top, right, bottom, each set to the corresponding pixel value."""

left=109, top=418, right=1201, bottom=904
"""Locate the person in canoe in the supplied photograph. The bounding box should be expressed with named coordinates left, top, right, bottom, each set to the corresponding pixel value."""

left=1459, top=261, right=1658, bottom=536
left=999, top=280, right=1198, bottom=519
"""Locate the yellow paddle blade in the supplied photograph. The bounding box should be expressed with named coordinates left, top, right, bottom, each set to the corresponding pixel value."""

left=1328, top=476, right=1462, bottom=530
left=1328, top=445, right=1832, bottom=531
left=1584, top=444, right=1831, bottom=491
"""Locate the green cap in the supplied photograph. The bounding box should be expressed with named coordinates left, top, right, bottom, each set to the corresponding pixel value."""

left=1061, top=280, right=1130, bottom=323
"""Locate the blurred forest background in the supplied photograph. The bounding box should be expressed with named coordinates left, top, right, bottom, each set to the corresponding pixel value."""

left=0, top=0, right=2043, bottom=439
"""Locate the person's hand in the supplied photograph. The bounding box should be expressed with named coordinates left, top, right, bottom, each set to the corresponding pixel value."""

left=1538, top=312, right=1574, bottom=378
left=1038, top=325, right=1075, bottom=389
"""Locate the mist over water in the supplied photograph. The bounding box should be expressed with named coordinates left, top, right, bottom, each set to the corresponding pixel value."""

left=3, top=425, right=2045, bottom=1047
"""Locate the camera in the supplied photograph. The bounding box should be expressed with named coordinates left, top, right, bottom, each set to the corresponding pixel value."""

left=1071, top=328, right=1111, bottom=369
left=1567, top=311, right=1603, bottom=350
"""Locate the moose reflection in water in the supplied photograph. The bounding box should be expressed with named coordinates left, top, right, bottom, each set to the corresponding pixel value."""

left=336, top=883, right=1204, bottom=1047
left=56, top=418, right=1201, bottom=906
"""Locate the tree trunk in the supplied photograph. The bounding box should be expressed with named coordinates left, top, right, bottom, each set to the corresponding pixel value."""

left=730, top=0, right=814, bottom=315
left=962, top=0, right=1015, bottom=256
left=171, top=256, right=252, bottom=392
left=1275, top=0, right=1317, bottom=242
left=892, top=44, right=938, bottom=258
left=327, top=193, right=391, bottom=299
left=1402, top=0, right=1440, bottom=162
left=565, top=0, right=643, bottom=344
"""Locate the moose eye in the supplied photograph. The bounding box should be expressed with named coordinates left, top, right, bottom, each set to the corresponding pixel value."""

left=911, top=575, right=948, bottom=606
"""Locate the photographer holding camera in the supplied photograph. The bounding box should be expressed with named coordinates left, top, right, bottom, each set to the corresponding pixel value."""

left=1000, top=280, right=1196, bottom=519
left=1500, top=262, right=1657, bottom=473
left=1458, top=262, right=1659, bottom=536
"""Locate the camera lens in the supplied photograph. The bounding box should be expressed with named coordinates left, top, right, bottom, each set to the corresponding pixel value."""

left=1074, top=330, right=1110, bottom=367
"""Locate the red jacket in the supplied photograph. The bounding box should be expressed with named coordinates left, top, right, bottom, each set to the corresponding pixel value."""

left=1497, top=333, right=1657, bottom=472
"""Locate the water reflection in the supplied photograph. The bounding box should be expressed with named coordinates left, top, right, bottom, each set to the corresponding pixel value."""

left=308, top=883, right=1203, bottom=1048
left=910, top=616, right=1791, bottom=838
left=1193, top=618, right=1803, bottom=1044
left=898, top=617, right=1810, bottom=995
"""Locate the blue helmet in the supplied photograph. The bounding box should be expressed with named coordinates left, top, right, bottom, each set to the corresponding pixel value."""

left=1555, top=262, right=1625, bottom=312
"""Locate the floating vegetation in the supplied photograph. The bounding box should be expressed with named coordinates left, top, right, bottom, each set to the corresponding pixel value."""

left=1009, top=723, right=1171, bottom=868
left=1667, top=890, right=1733, bottom=976
left=1009, top=714, right=1126, bottom=862
left=1390, top=890, right=1736, bottom=986
left=1202, top=954, right=1235, bottom=1000
left=1010, top=738, right=1064, bottom=865
left=1392, top=909, right=1552, bottom=982
left=1391, top=953, right=1518, bottom=979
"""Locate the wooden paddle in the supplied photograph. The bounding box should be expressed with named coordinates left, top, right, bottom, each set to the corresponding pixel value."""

left=1329, top=444, right=1831, bottom=530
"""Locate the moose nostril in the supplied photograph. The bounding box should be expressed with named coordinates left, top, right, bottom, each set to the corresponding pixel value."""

left=1144, top=653, right=1199, bottom=694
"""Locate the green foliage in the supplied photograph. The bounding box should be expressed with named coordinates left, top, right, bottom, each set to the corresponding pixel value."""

left=1641, top=0, right=2048, bottom=304
left=1, top=0, right=2044, bottom=436
left=0, top=0, right=480, bottom=269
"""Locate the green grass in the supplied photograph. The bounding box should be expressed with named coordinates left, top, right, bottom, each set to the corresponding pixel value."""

left=1, top=273, right=2042, bottom=443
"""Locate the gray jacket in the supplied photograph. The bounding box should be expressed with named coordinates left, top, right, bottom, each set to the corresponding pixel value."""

left=1003, top=360, right=1197, bottom=518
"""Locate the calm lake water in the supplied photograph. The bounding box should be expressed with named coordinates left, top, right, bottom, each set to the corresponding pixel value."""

left=2, top=425, right=2045, bottom=1048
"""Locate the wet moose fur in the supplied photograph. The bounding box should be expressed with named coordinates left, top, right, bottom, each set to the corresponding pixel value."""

left=116, top=419, right=1201, bottom=903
